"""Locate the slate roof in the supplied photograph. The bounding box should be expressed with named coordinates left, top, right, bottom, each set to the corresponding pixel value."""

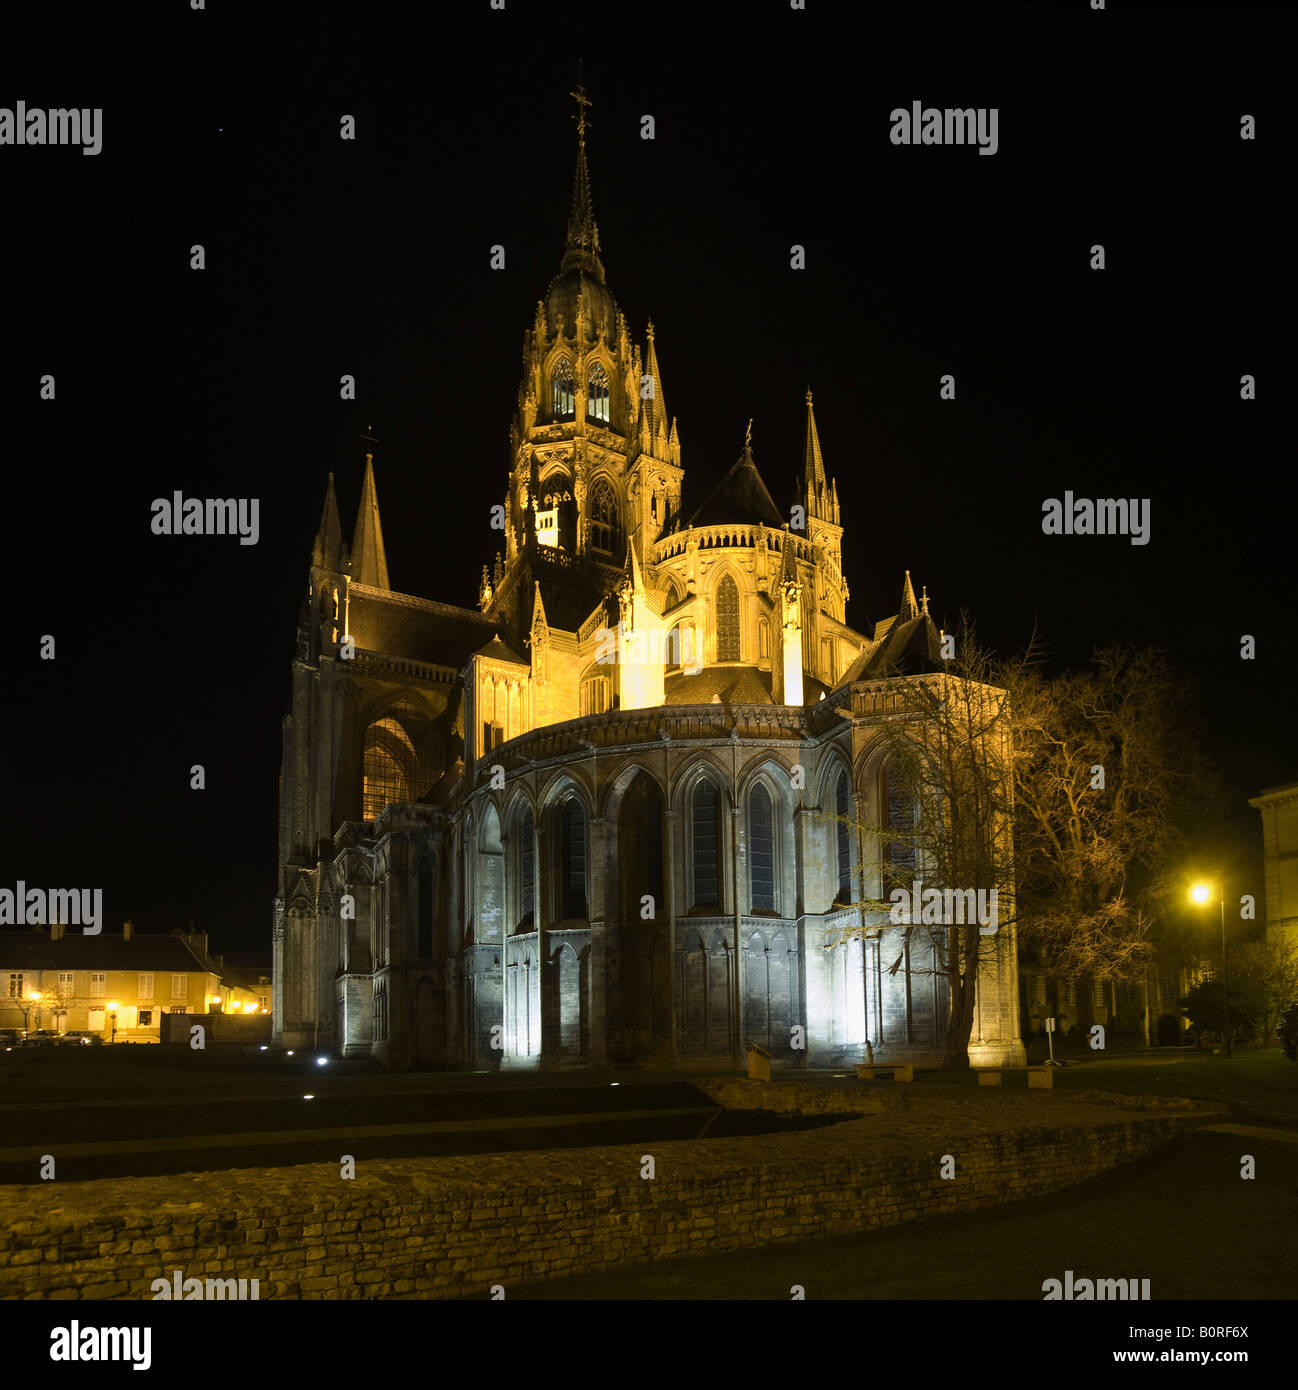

left=688, top=445, right=785, bottom=529
left=664, top=666, right=774, bottom=705
left=0, top=930, right=211, bottom=974
left=348, top=588, right=499, bottom=669
left=841, top=613, right=946, bottom=682
left=469, top=634, right=530, bottom=666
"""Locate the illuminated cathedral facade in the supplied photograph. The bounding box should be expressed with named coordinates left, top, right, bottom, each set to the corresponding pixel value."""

left=272, top=93, right=1025, bottom=1072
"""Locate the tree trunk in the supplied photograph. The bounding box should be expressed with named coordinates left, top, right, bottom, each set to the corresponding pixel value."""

left=942, top=925, right=981, bottom=1068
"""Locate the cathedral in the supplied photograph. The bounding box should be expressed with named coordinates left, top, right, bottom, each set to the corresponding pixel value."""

left=272, top=92, right=1025, bottom=1073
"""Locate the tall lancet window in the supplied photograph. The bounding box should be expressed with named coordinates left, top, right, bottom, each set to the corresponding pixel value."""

left=749, top=782, right=776, bottom=912
left=716, top=575, right=740, bottom=661
left=519, top=808, right=535, bottom=927
left=882, top=760, right=917, bottom=896
left=553, top=360, right=575, bottom=420
left=691, top=779, right=720, bottom=908
left=559, top=798, right=587, bottom=920
left=834, top=769, right=852, bottom=905
left=587, top=362, right=610, bottom=423
left=588, top=478, right=617, bottom=554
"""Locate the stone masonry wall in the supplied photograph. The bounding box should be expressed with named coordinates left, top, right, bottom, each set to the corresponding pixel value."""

left=0, top=1085, right=1214, bottom=1300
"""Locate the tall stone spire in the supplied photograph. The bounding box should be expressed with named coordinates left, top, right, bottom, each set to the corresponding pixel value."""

left=561, top=75, right=604, bottom=280
left=803, top=389, right=827, bottom=494
left=898, top=569, right=919, bottom=623
left=639, top=319, right=669, bottom=442
left=351, top=449, right=390, bottom=590
left=802, top=389, right=839, bottom=524
left=311, top=472, right=343, bottom=570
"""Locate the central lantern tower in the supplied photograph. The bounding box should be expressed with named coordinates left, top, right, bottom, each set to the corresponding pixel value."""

left=482, top=81, right=682, bottom=657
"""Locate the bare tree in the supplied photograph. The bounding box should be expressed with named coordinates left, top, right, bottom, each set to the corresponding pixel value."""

left=828, top=616, right=1021, bottom=1068
left=1008, top=643, right=1222, bottom=984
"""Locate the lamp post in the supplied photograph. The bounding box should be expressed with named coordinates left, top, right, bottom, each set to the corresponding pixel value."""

left=107, top=1002, right=119, bottom=1045
left=1190, top=881, right=1228, bottom=1058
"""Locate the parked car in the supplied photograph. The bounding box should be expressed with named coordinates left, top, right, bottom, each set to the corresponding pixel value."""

left=26, top=1030, right=62, bottom=1047
left=0, top=1028, right=21, bottom=1051
left=59, top=1031, right=103, bottom=1046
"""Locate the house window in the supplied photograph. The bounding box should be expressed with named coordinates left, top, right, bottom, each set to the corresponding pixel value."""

left=90, top=973, right=107, bottom=998
left=716, top=575, right=740, bottom=661
left=749, top=782, right=776, bottom=912
left=553, top=360, right=575, bottom=419
left=138, top=973, right=153, bottom=1000
left=587, top=362, right=610, bottom=423
left=834, top=769, right=851, bottom=905
left=139, top=1009, right=153, bottom=1027
left=170, top=975, right=187, bottom=1000
left=6, top=973, right=21, bottom=999
left=58, top=971, right=75, bottom=997
left=559, top=799, right=587, bottom=920
left=692, top=779, right=720, bottom=908
left=519, top=809, right=535, bottom=926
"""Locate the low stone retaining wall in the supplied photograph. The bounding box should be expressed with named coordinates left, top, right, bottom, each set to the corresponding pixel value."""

left=0, top=1085, right=1219, bottom=1300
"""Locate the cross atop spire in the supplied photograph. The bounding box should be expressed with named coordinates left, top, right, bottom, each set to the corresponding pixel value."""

left=745, top=418, right=753, bottom=448
left=562, top=69, right=603, bottom=277
left=570, top=67, right=593, bottom=142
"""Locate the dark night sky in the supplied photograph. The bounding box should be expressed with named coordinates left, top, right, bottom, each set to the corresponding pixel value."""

left=2, top=2, right=1292, bottom=959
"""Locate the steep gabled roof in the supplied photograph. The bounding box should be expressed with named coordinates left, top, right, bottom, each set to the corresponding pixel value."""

left=469, top=634, right=530, bottom=666
left=688, top=443, right=785, bottom=529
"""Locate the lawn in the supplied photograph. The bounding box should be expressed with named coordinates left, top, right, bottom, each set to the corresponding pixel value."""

left=914, top=1048, right=1298, bottom=1124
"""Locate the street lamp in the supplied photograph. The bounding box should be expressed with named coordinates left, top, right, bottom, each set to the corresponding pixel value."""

left=1189, top=880, right=1229, bottom=1058
left=26, top=990, right=42, bottom=1039
left=107, top=1002, right=119, bottom=1045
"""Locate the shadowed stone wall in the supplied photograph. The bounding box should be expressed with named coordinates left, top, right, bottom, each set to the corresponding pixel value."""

left=0, top=1085, right=1218, bottom=1300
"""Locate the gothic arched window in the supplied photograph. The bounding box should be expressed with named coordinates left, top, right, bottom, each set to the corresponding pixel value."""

left=553, top=360, right=575, bottom=420
left=588, top=478, right=617, bottom=554
left=716, top=575, right=740, bottom=662
left=558, top=797, right=587, bottom=920
left=882, top=759, right=917, bottom=895
left=417, top=858, right=434, bottom=958
left=691, top=779, right=720, bottom=908
left=519, top=808, right=535, bottom=927
left=834, top=769, right=851, bottom=906
left=749, top=782, right=776, bottom=912
left=619, top=773, right=665, bottom=919
left=362, top=706, right=416, bottom=820
left=360, top=697, right=441, bottom=821
left=587, top=361, right=610, bottom=423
